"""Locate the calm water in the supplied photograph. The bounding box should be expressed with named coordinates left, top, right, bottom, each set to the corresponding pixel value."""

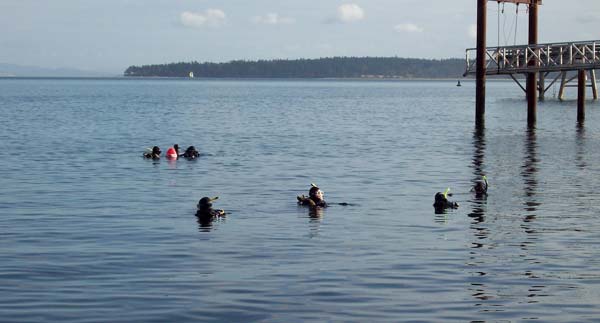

left=2, top=78, right=600, bottom=322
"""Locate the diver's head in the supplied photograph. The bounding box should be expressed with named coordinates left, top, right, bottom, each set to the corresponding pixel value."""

left=473, top=181, right=487, bottom=195
left=309, top=186, right=324, bottom=201
left=197, top=196, right=219, bottom=210
left=174, top=144, right=179, bottom=152
left=152, top=146, right=161, bottom=155
left=197, top=197, right=213, bottom=209
left=434, top=192, right=447, bottom=205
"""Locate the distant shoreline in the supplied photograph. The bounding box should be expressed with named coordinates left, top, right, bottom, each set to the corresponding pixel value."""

left=124, top=57, right=466, bottom=79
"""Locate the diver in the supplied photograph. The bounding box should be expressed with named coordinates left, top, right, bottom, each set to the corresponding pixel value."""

left=183, top=146, right=200, bottom=159
left=143, top=146, right=161, bottom=159
left=195, top=196, right=226, bottom=219
left=297, top=184, right=328, bottom=207
left=173, top=144, right=180, bottom=157
left=433, top=188, right=459, bottom=211
left=471, top=176, right=488, bottom=197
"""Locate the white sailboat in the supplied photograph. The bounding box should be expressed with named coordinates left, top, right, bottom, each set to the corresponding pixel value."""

left=189, top=71, right=194, bottom=78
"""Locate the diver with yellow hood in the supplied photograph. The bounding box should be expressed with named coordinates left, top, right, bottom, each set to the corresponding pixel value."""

left=433, top=188, right=459, bottom=211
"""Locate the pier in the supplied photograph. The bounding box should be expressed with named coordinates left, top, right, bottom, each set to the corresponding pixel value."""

left=467, top=0, right=598, bottom=126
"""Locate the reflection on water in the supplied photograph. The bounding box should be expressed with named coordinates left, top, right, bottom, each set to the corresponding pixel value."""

left=471, top=125, right=486, bottom=181
left=467, top=125, right=492, bottom=307
left=197, top=216, right=214, bottom=231
left=576, top=123, right=586, bottom=169
left=469, top=124, right=488, bottom=223
left=434, top=207, right=450, bottom=217
left=306, top=206, right=324, bottom=238
left=167, top=158, right=178, bottom=169
left=521, top=126, right=539, bottom=295
left=467, top=126, right=551, bottom=316
left=197, top=216, right=225, bottom=232
left=520, top=126, right=544, bottom=307
left=522, top=126, right=540, bottom=215
left=434, top=212, right=449, bottom=223
left=308, top=206, right=324, bottom=219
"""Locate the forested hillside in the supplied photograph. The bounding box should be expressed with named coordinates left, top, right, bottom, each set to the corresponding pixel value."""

left=124, top=57, right=465, bottom=79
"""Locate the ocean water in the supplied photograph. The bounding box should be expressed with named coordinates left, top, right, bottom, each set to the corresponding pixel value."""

left=1, top=78, right=600, bottom=322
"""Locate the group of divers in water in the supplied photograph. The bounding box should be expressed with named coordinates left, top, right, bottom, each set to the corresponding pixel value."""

left=143, top=144, right=199, bottom=160
left=144, top=144, right=490, bottom=221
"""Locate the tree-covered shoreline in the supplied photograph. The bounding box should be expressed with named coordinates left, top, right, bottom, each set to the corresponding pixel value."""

left=124, top=57, right=465, bottom=79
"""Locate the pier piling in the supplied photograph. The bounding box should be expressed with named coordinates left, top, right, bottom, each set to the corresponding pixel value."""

left=526, top=0, right=538, bottom=126
left=475, top=0, right=487, bottom=126
left=578, top=70, right=586, bottom=123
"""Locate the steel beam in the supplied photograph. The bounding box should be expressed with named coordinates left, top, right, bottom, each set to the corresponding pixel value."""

left=527, top=1, right=538, bottom=126
left=591, top=70, right=598, bottom=100
left=578, top=70, right=586, bottom=122
left=539, top=72, right=545, bottom=101
left=476, top=0, right=487, bottom=126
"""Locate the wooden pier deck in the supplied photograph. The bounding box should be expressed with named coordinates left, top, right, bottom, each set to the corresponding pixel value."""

left=466, top=40, right=599, bottom=102
left=465, top=40, right=600, bottom=75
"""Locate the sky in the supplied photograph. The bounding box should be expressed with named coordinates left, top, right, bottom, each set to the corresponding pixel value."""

left=1, top=0, right=599, bottom=74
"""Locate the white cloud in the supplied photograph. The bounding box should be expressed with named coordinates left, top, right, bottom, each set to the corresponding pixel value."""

left=394, top=23, right=424, bottom=33
left=180, top=9, right=226, bottom=28
left=337, top=4, right=364, bottom=23
left=468, top=24, right=477, bottom=39
left=252, top=13, right=295, bottom=25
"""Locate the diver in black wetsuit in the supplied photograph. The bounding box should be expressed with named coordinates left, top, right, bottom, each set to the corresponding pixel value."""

left=195, top=197, right=225, bottom=219
left=471, top=176, right=489, bottom=197
left=297, top=184, right=328, bottom=207
left=433, top=189, right=459, bottom=212
left=143, top=146, right=161, bottom=160
left=183, top=146, right=200, bottom=160
left=173, top=144, right=180, bottom=158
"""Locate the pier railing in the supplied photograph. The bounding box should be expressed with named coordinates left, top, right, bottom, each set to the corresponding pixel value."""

left=465, top=40, right=600, bottom=75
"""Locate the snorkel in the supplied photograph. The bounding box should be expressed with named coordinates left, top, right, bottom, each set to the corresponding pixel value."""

left=443, top=187, right=451, bottom=199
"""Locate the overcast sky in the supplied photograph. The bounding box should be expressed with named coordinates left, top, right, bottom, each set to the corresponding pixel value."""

left=1, top=0, right=599, bottom=74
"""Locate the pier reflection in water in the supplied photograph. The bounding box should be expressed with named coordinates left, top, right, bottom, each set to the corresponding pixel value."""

left=467, top=125, right=493, bottom=306
left=576, top=123, right=587, bottom=170
left=519, top=126, right=546, bottom=303
left=466, top=125, right=550, bottom=317
left=469, top=124, right=488, bottom=226
left=522, top=126, right=540, bottom=215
